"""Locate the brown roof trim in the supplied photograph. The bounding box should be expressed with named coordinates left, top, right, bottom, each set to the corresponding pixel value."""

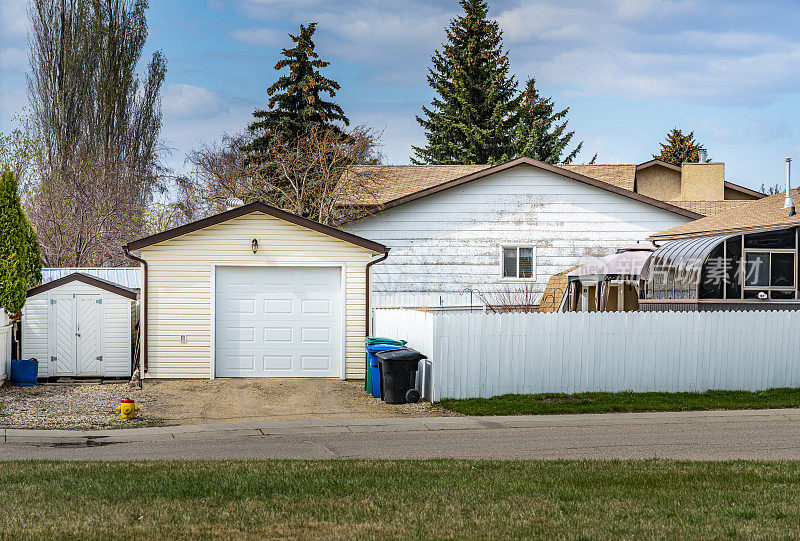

left=723, top=181, right=766, bottom=199
left=125, top=201, right=388, bottom=253
left=27, top=273, right=139, bottom=300
left=368, top=157, right=702, bottom=219
left=636, top=159, right=682, bottom=173
left=651, top=223, right=795, bottom=241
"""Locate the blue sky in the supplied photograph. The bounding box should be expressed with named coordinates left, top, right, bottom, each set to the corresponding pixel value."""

left=3, top=0, right=800, bottom=190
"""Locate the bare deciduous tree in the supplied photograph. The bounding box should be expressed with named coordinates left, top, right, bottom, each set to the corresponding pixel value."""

left=24, top=0, right=166, bottom=265
left=179, top=126, right=383, bottom=225
left=22, top=153, right=149, bottom=266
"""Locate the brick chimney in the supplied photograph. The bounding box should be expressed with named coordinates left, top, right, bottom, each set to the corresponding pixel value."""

left=680, top=163, right=724, bottom=201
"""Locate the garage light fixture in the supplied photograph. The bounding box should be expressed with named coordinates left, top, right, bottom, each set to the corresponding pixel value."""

left=251, top=238, right=259, bottom=254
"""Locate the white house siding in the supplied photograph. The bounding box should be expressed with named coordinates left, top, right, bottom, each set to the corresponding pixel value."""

left=342, top=164, right=691, bottom=308
left=22, top=280, right=133, bottom=378
left=136, top=211, right=376, bottom=380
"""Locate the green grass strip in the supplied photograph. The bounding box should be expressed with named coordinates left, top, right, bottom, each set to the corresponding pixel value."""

left=439, top=388, right=800, bottom=416
left=1, top=460, right=799, bottom=539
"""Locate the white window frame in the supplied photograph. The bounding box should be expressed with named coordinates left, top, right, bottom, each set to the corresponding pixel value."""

left=500, top=245, right=537, bottom=282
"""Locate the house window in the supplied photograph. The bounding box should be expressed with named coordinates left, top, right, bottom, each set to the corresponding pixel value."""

left=502, top=246, right=535, bottom=280
left=742, top=248, right=796, bottom=299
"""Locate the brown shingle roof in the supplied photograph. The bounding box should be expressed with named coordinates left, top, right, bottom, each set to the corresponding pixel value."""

left=559, top=164, right=637, bottom=191
left=667, top=200, right=753, bottom=216
left=342, top=165, right=488, bottom=206
left=342, top=159, right=701, bottom=220
left=651, top=189, right=800, bottom=240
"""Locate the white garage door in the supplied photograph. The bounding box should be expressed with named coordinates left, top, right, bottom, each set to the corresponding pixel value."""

left=215, top=266, right=342, bottom=377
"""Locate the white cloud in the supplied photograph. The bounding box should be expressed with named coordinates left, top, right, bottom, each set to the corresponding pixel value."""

left=230, top=27, right=286, bottom=47
left=161, top=83, right=226, bottom=119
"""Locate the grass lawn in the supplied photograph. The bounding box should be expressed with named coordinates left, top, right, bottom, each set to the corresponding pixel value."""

left=438, top=388, right=800, bottom=416
left=3, top=460, right=800, bottom=539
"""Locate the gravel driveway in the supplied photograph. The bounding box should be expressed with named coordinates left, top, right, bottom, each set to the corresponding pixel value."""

left=0, top=381, right=154, bottom=430
left=0, top=378, right=453, bottom=429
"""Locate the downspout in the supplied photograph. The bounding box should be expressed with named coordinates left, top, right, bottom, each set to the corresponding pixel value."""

left=123, top=245, right=147, bottom=375
left=365, top=249, right=390, bottom=336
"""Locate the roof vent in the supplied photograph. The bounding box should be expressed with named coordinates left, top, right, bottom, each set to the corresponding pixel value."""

left=226, top=197, right=244, bottom=211
left=783, top=158, right=795, bottom=217
left=697, top=148, right=707, bottom=163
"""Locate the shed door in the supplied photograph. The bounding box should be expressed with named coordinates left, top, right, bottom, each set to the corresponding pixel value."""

left=51, top=294, right=103, bottom=377
left=215, top=267, right=342, bottom=377
left=53, top=296, right=76, bottom=376
left=75, top=295, right=102, bottom=376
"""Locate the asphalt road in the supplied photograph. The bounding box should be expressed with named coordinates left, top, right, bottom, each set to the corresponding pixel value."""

left=3, top=409, right=800, bottom=460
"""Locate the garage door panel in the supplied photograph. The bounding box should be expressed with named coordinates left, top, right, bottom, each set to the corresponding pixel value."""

left=226, top=326, right=255, bottom=342
left=216, top=266, right=341, bottom=377
left=226, top=299, right=255, bottom=313
left=264, top=327, right=293, bottom=343
left=264, top=298, right=294, bottom=315
left=301, top=299, right=332, bottom=315
left=301, top=327, right=331, bottom=343
left=301, top=355, right=331, bottom=371
left=224, top=354, right=255, bottom=371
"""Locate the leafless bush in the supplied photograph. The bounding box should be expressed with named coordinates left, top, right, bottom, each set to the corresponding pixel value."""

left=477, top=284, right=540, bottom=313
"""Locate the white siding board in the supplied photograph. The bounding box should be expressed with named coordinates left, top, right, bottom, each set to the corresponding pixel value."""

left=138, top=211, right=376, bottom=379
left=343, top=164, right=690, bottom=307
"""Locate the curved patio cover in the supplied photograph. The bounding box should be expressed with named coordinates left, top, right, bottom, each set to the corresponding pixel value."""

left=568, top=241, right=657, bottom=279
left=640, top=233, right=737, bottom=299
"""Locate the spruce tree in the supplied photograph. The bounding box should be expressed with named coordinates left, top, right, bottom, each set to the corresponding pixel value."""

left=246, top=23, right=348, bottom=158
left=510, top=78, right=584, bottom=164
left=654, top=129, right=707, bottom=166
left=0, top=171, right=42, bottom=315
left=412, top=0, right=520, bottom=165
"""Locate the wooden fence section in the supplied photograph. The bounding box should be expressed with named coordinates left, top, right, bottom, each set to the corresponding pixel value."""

left=374, top=309, right=800, bottom=401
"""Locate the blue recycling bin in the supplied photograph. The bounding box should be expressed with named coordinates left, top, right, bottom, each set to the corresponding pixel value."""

left=365, top=344, right=405, bottom=399
left=11, top=359, right=38, bottom=386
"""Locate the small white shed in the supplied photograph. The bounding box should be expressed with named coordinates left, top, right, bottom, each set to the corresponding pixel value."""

left=22, top=273, right=137, bottom=379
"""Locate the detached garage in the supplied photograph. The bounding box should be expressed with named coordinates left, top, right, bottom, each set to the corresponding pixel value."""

left=22, top=273, right=137, bottom=379
left=124, top=202, right=388, bottom=379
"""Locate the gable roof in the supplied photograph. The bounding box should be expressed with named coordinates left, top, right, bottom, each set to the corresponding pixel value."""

left=651, top=189, right=800, bottom=240
left=347, top=157, right=702, bottom=220
left=125, top=201, right=388, bottom=253
left=27, top=273, right=139, bottom=300
left=636, top=158, right=682, bottom=173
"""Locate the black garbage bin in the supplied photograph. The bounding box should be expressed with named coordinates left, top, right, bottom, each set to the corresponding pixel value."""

left=375, top=348, right=427, bottom=404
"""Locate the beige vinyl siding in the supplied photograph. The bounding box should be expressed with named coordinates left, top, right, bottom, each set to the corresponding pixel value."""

left=22, top=280, right=134, bottom=378
left=138, top=211, right=376, bottom=379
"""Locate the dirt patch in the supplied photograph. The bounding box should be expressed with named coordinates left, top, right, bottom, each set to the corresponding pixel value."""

left=0, top=381, right=157, bottom=430
left=140, top=378, right=457, bottom=425
left=537, top=396, right=590, bottom=404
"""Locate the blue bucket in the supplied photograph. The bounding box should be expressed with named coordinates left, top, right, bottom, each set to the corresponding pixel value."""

left=11, top=359, right=38, bottom=386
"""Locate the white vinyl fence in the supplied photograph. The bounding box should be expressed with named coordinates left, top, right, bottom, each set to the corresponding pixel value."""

left=0, top=313, right=11, bottom=383
left=374, top=309, right=800, bottom=401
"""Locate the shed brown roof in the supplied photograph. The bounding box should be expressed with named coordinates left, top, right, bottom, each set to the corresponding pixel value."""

left=651, top=189, right=800, bottom=240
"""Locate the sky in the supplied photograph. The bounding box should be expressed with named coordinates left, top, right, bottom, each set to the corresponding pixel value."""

left=3, top=0, right=800, bottom=191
